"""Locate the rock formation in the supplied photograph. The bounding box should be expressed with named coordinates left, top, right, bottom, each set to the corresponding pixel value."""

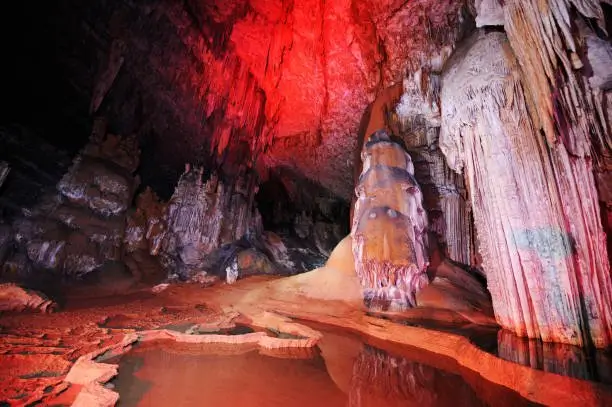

left=0, top=282, right=56, bottom=313
left=0, top=126, right=72, bottom=220
left=18, top=0, right=474, bottom=202
left=352, top=129, right=430, bottom=311
left=124, top=187, right=167, bottom=255
left=395, top=70, right=474, bottom=266
left=497, top=330, right=612, bottom=384
left=1, top=0, right=610, bottom=356
left=145, top=165, right=264, bottom=280
left=440, top=30, right=612, bottom=347
left=6, top=119, right=140, bottom=279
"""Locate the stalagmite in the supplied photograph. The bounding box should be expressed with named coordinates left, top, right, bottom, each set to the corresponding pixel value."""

left=440, top=30, right=612, bottom=347
left=352, top=130, right=430, bottom=310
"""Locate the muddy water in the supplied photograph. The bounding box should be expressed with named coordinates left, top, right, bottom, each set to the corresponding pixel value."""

left=113, top=329, right=537, bottom=407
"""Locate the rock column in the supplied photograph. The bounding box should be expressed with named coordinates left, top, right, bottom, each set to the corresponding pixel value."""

left=352, top=130, right=429, bottom=311
left=440, top=31, right=612, bottom=347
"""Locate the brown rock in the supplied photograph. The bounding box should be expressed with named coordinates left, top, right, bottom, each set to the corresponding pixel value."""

left=352, top=130, right=429, bottom=311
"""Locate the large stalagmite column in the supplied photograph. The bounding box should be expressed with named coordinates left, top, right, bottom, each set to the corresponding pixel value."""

left=440, top=31, right=612, bottom=347
left=352, top=129, right=430, bottom=311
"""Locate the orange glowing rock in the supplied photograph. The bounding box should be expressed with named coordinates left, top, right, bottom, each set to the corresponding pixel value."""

left=352, top=130, right=429, bottom=310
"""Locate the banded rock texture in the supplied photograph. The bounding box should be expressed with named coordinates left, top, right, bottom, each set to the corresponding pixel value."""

left=352, top=130, right=429, bottom=310
left=440, top=31, right=612, bottom=347
left=497, top=330, right=612, bottom=384
left=0, top=283, right=56, bottom=313
left=503, top=0, right=612, bottom=268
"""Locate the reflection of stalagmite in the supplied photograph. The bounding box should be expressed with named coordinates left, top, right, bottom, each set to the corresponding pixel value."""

left=352, top=130, right=429, bottom=310
left=348, top=346, right=486, bottom=407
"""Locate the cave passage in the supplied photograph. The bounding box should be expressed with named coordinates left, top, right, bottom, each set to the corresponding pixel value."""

left=0, top=0, right=611, bottom=406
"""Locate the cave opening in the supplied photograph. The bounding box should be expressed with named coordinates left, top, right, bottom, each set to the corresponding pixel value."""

left=1, top=0, right=612, bottom=406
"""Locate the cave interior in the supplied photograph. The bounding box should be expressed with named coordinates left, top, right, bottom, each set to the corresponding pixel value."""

left=0, top=0, right=612, bottom=406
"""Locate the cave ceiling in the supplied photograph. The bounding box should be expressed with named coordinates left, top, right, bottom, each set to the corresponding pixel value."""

left=9, top=0, right=472, bottom=200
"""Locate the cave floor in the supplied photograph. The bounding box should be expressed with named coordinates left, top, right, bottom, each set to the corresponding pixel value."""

left=0, top=276, right=611, bottom=406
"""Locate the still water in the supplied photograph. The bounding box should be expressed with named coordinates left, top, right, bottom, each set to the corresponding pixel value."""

left=112, top=329, right=537, bottom=407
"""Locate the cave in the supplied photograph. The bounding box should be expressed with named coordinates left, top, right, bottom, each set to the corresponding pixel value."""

left=0, top=0, right=611, bottom=405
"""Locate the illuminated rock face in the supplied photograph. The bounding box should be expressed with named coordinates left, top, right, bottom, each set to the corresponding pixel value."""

left=440, top=30, right=612, bottom=347
left=46, top=0, right=472, bottom=201
left=352, top=130, right=429, bottom=310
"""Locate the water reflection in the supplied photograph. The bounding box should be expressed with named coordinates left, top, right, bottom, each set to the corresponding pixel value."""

left=348, top=346, right=486, bottom=407
left=497, top=330, right=612, bottom=384
left=114, top=331, right=534, bottom=407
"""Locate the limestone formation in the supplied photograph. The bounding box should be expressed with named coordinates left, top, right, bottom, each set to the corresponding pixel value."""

left=497, top=330, right=612, bottom=384
left=8, top=120, right=140, bottom=278
left=440, top=30, right=612, bottom=347
left=395, top=70, right=474, bottom=265
left=352, top=130, right=430, bottom=310
left=0, top=283, right=56, bottom=313
left=154, top=166, right=263, bottom=279
left=124, top=187, right=167, bottom=254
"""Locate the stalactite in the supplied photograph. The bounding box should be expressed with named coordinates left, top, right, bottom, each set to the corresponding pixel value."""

left=395, top=69, right=473, bottom=265
left=440, top=30, right=612, bottom=347
left=503, top=0, right=609, bottom=155
left=0, top=161, right=9, bottom=190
